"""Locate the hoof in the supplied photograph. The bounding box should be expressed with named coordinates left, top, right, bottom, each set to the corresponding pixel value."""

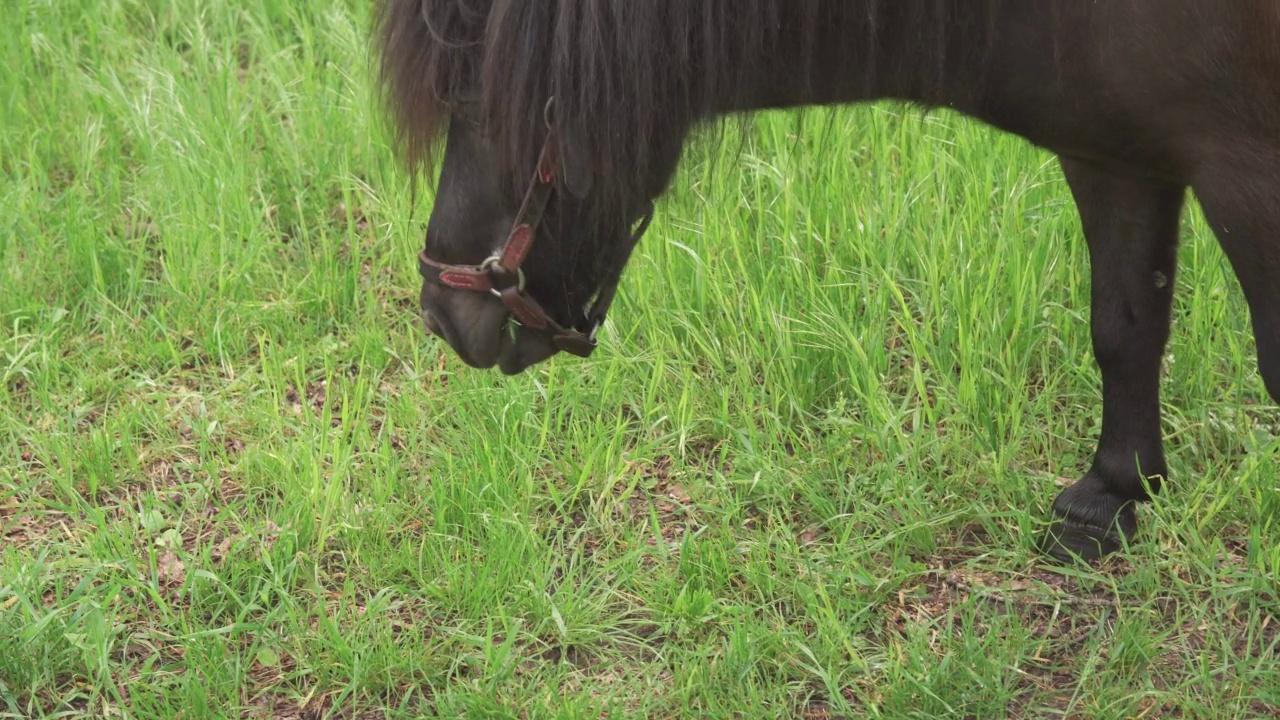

left=1039, top=477, right=1139, bottom=563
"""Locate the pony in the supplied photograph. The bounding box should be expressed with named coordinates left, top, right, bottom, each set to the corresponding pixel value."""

left=374, top=0, right=1280, bottom=561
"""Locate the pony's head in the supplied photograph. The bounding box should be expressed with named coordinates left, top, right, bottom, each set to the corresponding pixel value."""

left=377, top=0, right=695, bottom=373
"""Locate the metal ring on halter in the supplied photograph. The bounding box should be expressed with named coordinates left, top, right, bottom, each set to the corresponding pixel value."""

left=480, top=256, right=525, bottom=296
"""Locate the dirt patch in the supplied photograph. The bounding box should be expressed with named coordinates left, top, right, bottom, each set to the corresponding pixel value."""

left=243, top=693, right=411, bottom=720
left=888, top=554, right=1114, bottom=707
left=0, top=495, right=71, bottom=551
left=243, top=690, right=324, bottom=720
left=283, top=380, right=346, bottom=430
left=620, top=454, right=704, bottom=553
left=874, top=542, right=1279, bottom=718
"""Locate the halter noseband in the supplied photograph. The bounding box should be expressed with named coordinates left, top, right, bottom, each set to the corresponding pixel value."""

left=417, top=116, right=654, bottom=358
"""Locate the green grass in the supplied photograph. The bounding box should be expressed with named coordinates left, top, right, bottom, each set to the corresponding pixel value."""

left=2, top=1, right=1278, bottom=718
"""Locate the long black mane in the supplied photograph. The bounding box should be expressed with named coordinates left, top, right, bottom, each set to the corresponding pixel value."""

left=375, top=0, right=973, bottom=205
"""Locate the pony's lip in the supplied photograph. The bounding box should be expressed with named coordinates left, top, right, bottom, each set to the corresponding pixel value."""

left=497, top=321, right=561, bottom=374
left=496, top=321, right=523, bottom=374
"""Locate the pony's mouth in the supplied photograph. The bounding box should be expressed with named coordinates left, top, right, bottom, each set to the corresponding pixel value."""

left=495, top=321, right=560, bottom=374
left=421, top=292, right=560, bottom=374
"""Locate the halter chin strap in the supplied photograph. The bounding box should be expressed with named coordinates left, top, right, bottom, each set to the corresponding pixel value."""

left=417, top=129, right=654, bottom=358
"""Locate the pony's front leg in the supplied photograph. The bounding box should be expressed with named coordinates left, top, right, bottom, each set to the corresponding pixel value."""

left=1042, top=157, right=1186, bottom=561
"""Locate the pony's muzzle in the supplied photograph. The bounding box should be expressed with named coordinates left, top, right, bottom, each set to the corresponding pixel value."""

left=418, top=281, right=500, bottom=369
left=419, top=281, right=562, bottom=373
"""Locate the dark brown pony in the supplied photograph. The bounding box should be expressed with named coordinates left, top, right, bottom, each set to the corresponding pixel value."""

left=374, top=0, right=1280, bottom=561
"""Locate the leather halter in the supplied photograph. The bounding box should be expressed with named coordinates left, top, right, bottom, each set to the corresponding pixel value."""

left=417, top=126, right=654, bottom=358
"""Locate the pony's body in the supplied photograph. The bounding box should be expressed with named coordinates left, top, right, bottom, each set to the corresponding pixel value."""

left=376, top=0, right=1280, bottom=560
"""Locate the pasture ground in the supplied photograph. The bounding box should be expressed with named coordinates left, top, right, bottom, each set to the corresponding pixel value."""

left=2, top=1, right=1277, bottom=718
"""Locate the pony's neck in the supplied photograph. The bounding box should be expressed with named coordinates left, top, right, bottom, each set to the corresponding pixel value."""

left=704, top=3, right=997, bottom=119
